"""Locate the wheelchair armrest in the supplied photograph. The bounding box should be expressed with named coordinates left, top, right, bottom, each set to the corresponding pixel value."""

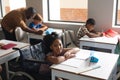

left=24, top=58, right=49, bottom=64
left=13, top=47, right=49, bottom=64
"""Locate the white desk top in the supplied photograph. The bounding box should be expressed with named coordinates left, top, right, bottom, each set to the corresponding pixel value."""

left=79, top=35, right=120, bottom=45
left=0, top=39, right=29, bottom=64
left=28, top=28, right=63, bottom=39
left=51, top=49, right=119, bottom=80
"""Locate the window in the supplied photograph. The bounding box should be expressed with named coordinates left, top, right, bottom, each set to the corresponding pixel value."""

left=116, top=0, right=120, bottom=26
left=47, top=0, right=88, bottom=23
left=1, top=0, right=26, bottom=17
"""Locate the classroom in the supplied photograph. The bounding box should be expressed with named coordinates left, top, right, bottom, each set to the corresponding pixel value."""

left=0, top=0, right=120, bottom=80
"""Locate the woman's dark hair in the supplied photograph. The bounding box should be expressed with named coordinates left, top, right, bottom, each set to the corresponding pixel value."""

left=43, top=32, right=61, bottom=54
left=26, top=7, right=36, bottom=14
left=25, top=7, right=37, bottom=19
left=86, top=18, right=96, bottom=26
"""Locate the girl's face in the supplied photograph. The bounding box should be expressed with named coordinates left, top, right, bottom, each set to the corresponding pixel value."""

left=50, top=39, right=63, bottom=55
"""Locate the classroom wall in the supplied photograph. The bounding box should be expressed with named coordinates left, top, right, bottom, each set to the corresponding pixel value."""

left=26, top=0, right=120, bottom=33
left=88, top=0, right=114, bottom=32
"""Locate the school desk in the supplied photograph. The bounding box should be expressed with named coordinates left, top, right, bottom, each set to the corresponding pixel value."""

left=0, top=39, right=29, bottom=80
left=79, top=35, right=119, bottom=53
left=50, top=49, right=119, bottom=80
left=28, top=28, right=67, bottom=47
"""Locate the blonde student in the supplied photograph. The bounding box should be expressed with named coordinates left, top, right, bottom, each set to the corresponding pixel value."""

left=29, top=13, right=48, bottom=32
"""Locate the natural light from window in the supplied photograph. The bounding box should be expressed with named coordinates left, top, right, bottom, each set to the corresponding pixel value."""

left=1, top=0, right=26, bottom=16
left=48, top=0, right=88, bottom=23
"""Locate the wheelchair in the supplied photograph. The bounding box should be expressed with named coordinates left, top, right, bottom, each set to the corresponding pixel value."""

left=9, top=42, right=51, bottom=80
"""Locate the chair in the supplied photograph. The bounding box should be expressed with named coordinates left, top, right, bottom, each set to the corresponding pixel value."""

left=9, top=42, right=51, bottom=80
left=15, top=27, right=29, bottom=43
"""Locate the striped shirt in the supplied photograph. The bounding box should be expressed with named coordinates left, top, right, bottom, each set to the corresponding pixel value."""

left=76, top=26, right=89, bottom=47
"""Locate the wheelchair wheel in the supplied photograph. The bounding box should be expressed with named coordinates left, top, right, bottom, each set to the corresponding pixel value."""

left=10, top=71, right=35, bottom=80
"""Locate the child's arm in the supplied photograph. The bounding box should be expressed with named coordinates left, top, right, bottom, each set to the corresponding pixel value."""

left=37, top=24, right=48, bottom=34
left=82, top=27, right=103, bottom=38
left=46, top=54, right=66, bottom=64
left=64, top=48, right=80, bottom=59
left=86, top=32, right=103, bottom=38
left=38, top=24, right=48, bottom=31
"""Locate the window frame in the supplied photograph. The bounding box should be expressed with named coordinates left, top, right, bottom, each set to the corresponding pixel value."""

left=115, top=0, right=119, bottom=26
left=112, top=0, right=120, bottom=28
left=43, top=0, right=86, bottom=25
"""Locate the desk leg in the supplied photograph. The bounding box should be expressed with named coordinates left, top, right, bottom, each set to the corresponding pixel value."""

left=51, top=71, right=56, bottom=80
left=5, top=62, right=9, bottom=80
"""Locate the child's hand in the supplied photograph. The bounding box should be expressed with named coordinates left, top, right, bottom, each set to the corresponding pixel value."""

left=64, top=52, right=71, bottom=59
left=37, top=30, right=44, bottom=35
left=97, top=32, right=104, bottom=36
left=64, top=52, right=75, bottom=59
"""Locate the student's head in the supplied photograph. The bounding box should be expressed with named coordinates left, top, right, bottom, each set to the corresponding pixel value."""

left=85, top=18, right=96, bottom=31
left=43, top=32, right=63, bottom=55
left=33, top=13, right=43, bottom=24
left=25, top=7, right=37, bottom=19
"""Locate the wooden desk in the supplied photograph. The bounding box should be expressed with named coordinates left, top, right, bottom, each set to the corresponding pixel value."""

left=51, top=49, right=119, bottom=80
left=0, top=39, right=29, bottom=80
left=79, top=36, right=119, bottom=53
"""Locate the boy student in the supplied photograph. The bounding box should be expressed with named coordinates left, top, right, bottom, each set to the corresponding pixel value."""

left=28, top=13, right=48, bottom=45
left=43, top=32, right=80, bottom=80
left=76, top=18, right=103, bottom=46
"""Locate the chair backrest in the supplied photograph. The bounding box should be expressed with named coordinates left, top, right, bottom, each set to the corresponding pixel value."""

left=15, top=27, right=29, bottom=43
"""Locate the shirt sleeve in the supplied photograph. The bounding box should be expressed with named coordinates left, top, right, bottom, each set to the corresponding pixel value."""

left=77, top=26, right=89, bottom=39
left=14, top=14, right=28, bottom=30
left=29, top=22, right=34, bottom=28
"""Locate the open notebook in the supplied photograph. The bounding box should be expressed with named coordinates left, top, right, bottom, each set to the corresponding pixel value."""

left=51, top=50, right=101, bottom=74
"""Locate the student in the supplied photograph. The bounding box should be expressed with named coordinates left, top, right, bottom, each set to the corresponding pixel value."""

left=1, top=7, right=42, bottom=41
left=43, top=32, right=80, bottom=80
left=28, top=13, right=48, bottom=45
left=76, top=18, right=103, bottom=46
left=29, top=13, right=48, bottom=32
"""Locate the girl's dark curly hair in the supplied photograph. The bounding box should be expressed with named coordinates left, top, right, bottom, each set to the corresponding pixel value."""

left=43, top=32, right=61, bottom=54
